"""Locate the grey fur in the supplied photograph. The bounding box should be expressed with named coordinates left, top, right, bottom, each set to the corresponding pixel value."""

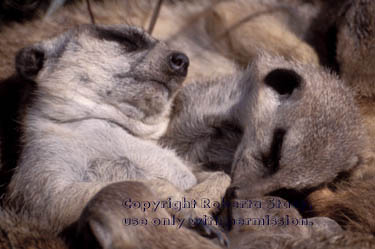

left=0, top=31, right=371, bottom=249
left=159, top=71, right=248, bottom=173
left=231, top=53, right=368, bottom=199
left=162, top=53, right=367, bottom=199
left=162, top=53, right=369, bottom=249
left=6, top=24, right=199, bottom=233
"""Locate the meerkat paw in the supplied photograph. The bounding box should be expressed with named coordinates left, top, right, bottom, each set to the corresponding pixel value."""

left=193, top=220, right=229, bottom=247
left=179, top=208, right=229, bottom=247
left=182, top=171, right=231, bottom=247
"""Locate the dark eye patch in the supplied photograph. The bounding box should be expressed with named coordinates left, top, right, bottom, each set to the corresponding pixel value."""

left=94, top=27, right=151, bottom=52
left=264, top=68, right=302, bottom=96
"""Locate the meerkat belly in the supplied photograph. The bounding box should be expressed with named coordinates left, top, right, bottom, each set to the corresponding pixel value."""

left=62, top=119, right=197, bottom=190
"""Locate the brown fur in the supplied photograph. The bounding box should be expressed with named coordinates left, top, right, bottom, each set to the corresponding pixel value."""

left=0, top=172, right=230, bottom=249
left=0, top=177, right=229, bottom=249
left=75, top=181, right=224, bottom=249
left=205, top=0, right=319, bottom=66
left=0, top=208, right=67, bottom=249
left=2, top=0, right=375, bottom=248
left=306, top=0, right=375, bottom=149
left=336, top=0, right=375, bottom=164
left=230, top=53, right=368, bottom=199
left=335, top=0, right=375, bottom=98
left=308, top=170, right=375, bottom=234
left=0, top=0, right=237, bottom=82
left=226, top=196, right=347, bottom=249
left=0, top=0, right=323, bottom=82
left=160, top=50, right=375, bottom=248
left=231, top=231, right=375, bottom=249
left=282, top=232, right=375, bottom=249
left=304, top=1, right=375, bottom=237
left=0, top=22, right=232, bottom=248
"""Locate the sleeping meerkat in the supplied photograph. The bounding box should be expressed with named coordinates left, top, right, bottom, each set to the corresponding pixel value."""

left=3, top=24, right=230, bottom=248
left=0, top=24, right=372, bottom=249
left=228, top=53, right=375, bottom=246
left=161, top=52, right=368, bottom=192
left=230, top=53, right=368, bottom=199
left=161, top=53, right=372, bottom=248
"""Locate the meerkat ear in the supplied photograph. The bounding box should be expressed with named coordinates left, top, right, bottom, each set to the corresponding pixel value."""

left=264, top=68, right=302, bottom=96
left=77, top=217, right=119, bottom=249
left=86, top=219, right=114, bottom=249
left=15, top=46, right=45, bottom=80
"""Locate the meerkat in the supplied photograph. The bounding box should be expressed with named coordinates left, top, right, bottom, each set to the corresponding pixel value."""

left=204, top=0, right=320, bottom=66
left=0, top=0, right=237, bottom=194
left=0, top=183, right=227, bottom=249
left=300, top=0, right=375, bottom=235
left=230, top=53, right=368, bottom=199
left=159, top=70, right=246, bottom=173
left=2, top=24, right=230, bottom=249
left=333, top=0, right=375, bottom=158
left=0, top=0, right=237, bottom=82
left=305, top=0, right=375, bottom=151
left=2, top=47, right=369, bottom=249
left=161, top=52, right=368, bottom=190
left=334, top=0, right=375, bottom=98
left=1, top=0, right=374, bottom=246
left=306, top=0, right=375, bottom=98
left=0, top=0, right=324, bottom=82
left=0, top=194, right=370, bottom=249
left=74, top=181, right=227, bottom=249
left=0, top=26, right=372, bottom=249
left=228, top=53, right=375, bottom=245
left=161, top=53, right=372, bottom=246
left=0, top=75, right=36, bottom=196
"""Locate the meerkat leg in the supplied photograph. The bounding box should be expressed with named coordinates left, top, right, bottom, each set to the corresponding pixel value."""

left=76, top=181, right=224, bottom=249
left=87, top=157, right=230, bottom=231
left=147, top=171, right=231, bottom=246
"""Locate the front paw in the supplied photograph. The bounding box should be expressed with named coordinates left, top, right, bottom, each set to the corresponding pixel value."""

left=191, top=219, right=229, bottom=248
left=175, top=170, right=197, bottom=190
left=165, top=161, right=197, bottom=190
left=179, top=208, right=229, bottom=247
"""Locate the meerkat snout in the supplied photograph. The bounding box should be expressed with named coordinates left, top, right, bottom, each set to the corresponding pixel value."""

left=168, top=51, right=189, bottom=77
left=230, top=54, right=367, bottom=200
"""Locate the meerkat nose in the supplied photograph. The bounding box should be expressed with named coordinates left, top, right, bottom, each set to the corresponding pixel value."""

left=168, top=52, right=189, bottom=77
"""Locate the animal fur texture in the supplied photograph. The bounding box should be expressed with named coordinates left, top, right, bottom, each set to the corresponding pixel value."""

left=1, top=0, right=375, bottom=248
left=0, top=208, right=67, bottom=249
left=162, top=52, right=369, bottom=196
left=0, top=0, right=237, bottom=82
left=230, top=53, right=368, bottom=198
left=161, top=52, right=375, bottom=248
left=3, top=25, right=230, bottom=249
left=0, top=180, right=229, bottom=249
left=0, top=0, right=322, bottom=82
left=301, top=0, right=375, bottom=237
left=226, top=196, right=344, bottom=249
left=205, top=0, right=319, bottom=66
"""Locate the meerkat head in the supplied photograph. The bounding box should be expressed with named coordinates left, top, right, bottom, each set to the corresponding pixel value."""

left=14, top=24, right=189, bottom=123
left=231, top=54, right=367, bottom=200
